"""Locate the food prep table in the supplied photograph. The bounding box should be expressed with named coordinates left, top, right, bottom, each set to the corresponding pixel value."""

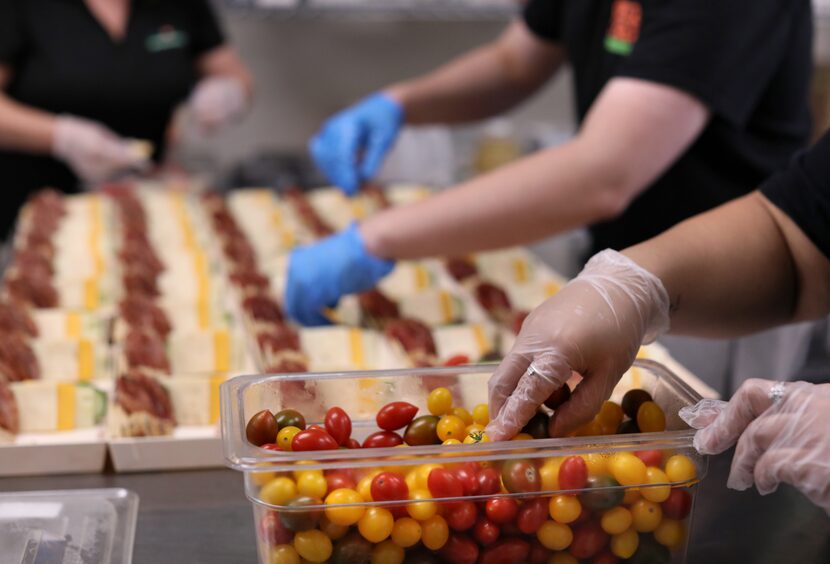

left=1, top=450, right=828, bottom=564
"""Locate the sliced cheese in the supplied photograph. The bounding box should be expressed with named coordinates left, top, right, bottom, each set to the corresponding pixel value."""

left=166, top=377, right=210, bottom=426
left=78, top=339, right=94, bottom=381
left=56, top=382, right=76, bottom=431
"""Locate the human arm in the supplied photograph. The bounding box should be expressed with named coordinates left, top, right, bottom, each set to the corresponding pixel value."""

left=188, top=45, right=253, bottom=132
left=0, top=65, right=55, bottom=153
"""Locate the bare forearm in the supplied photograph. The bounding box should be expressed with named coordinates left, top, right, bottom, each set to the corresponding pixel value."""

left=388, top=21, right=563, bottom=125
left=0, top=94, right=55, bottom=153
left=623, top=193, right=830, bottom=338
left=197, top=46, right=253, bottom=98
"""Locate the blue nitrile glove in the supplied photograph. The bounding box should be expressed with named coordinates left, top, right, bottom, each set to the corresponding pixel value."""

left=285, top=223, right=395, bottom=326
left=309, top=93, right=404, bottom=195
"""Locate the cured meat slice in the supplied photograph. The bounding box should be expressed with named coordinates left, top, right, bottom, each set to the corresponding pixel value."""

left=257, top=326, right=301, bottom=355
left=229, top=269, right=270, bottom=292
left=243, top=294, right=283, bottom=324
left=0, top=378, right=19, bottom=435
left=358, top=289, right=400, bottom=326
left=120, top=296, right=172, bottom=338
left=384, top=318, right=437, bottom=357
left=124, top=329, right=171, bottom=373
left=6, top=272, right=58, bottom=308
left=446, top=258, right=478, bottom=282
left=0, top=301, right=38, bottom=338
left=475, top=282, right=512, bottom=317
left=115, top=371, right=175, bottom=422
left=0, top=334, right=39, bottom=381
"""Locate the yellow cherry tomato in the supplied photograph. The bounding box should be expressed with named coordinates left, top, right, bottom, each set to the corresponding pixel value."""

left=582, top=453, right=609, bottom=476
left=414, top=464, right=443, bottom=490
left=324, top=488, right=365, bottom=526
left=292, top=465, right=323, bottom=481
left=358, top=507, right=394, bottom=543
left=451, top=407, right=473, bottom=426
left=665, top=454, right=697, bottom=483
left=293, top=530, right=332, bottom=563
left=622, top=488, right=641, bottom=505
left=472, top=403, right=489, bottom=426
left=391, top=517, right=422, bottom=548
left=600, top=506, right=633, bottom=535
left=548, top=553, right=579, bottom=564
left=437, top=415, right=466, bottom=441
left=511, top=433, right=534, bottom=441
left=427, top=387, right=453, bottom=416
left=463, top=430, right=490, bottom=444
left=277, top=426, right=302, bottom=451
left=420, top=515, right=449, bottom=550
left=297, top=472, right=327, bottom=499
left=540, top=458, right=563, bottom=491
left=371, top=539, right=404, bottom=564
left=654, top=518, right=686, bottom=549
left=549, top=495, right=581, bottom=524
left=630, top=498, right=663, bottom=532
left=407, top=489, right=438, bottom=521
left=251, top=467, right=277, bottom=487
left=269, top=544, right=300, bottom=564
left=442, top=438, right=462, bottom=446
left=636, top=401, right=666, bottom=433
left=610, top=527, right=640, bottom=559
left=536, top=520, right=573, bottom=551
left=609, top=452, right=647, bottom=487
left=641, top=467, right=671, bottom=503
left=260, top=477, right=297, bottom=506
left=404, top=471, right=419, bottom=493
left=599, top=401, right=624, bottom=429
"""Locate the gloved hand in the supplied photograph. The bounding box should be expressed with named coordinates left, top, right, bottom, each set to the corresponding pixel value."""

left=284, top=223, right=395, bottom=326
left=188, top=76, right=249, bottom=133
left=680, top=379, right=830, bottom=515
left=309, top=92, right=404, bottom=196
left=52, top=115, right=149, bottom=183
left=485, top=250, right=670, bottom=441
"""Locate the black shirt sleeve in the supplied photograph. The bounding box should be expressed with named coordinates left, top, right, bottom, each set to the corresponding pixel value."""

left=523, top=0, right=565, bottom=43
left=617, top=0, right=808, bottom=127
left=188, top=0, right=226, bottom=57
left=761, top=133, right=830, bottom=260
left=0, top=0, right=24, bottom=66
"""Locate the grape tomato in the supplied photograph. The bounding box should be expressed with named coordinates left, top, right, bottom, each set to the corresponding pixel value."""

left=370, top=472, right=408, bottom=502
left=291, top=428, right=338, bottom=451
left=324, top=406, right=352, bottom=446
left=376, top=401, right=418, bottom=431
left=559, top=456, right=588, bottom=491
left=362, top=431, right=404, bottom=449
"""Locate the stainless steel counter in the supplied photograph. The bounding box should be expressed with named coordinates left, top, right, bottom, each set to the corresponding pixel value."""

left=1, top=450, right=828, bottom=563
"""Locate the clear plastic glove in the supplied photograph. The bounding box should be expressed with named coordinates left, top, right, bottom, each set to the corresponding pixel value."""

left=485, top=250, right=670, bottom=441
left=52, top=115, right=148, bottom=183
left=188, top=76, right=249, bottom=133
left=284, top=223, right=394, bottom=326
left=309, top=92, right=404, bottom=196
left=680, top=379, right=830, bottom=514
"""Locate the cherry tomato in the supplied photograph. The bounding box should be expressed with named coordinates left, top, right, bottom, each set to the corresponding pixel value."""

left=485, top=497, right=519, bottom=524
left=479, top=538, right=531, bottom=564
left=521, top=411, right=550, bottom=439
left=621, top=389, right=652, bottom=419
left=437, top=415, right=467, bottom=442
left=528, top=539, right=551, bottom=563
left=277, top=426, right=302, bottom=451
left=630, top=499, right=663, bottom=532
left=259, top=510, right=293, bottom=545
left=592, top=551, right=620, bottom=564
left=362, top=431, right=404, bottom=449
left=246, top=409, right=277, bottom=446
left=404, top=415, right=441, bottom=446
left=636, top=401, right=666, bottom=433
left=291, top=428, right=339, bottom=451
left=427, top=387, right=453, bottom=416
left=473, top=516, right=500, bottom=546
left=517, top=497, right=549, bottom=534
left=634, top=450, right=664, bottom=468
left=427, top=468, right=464, bottom=499
left=371, top=472, right=408, bottom=502
left=421, top=515, right=450, bottom=550
left=279, top=496, right=323, bottom=532
left=537, top=520, right=574, bottom=551
left=665, top=455, right=697, bottom=483
left=570, top=521, right=610, bottom=559
left=294, top=529, right=332, bottom=562
left=326, top=470, right=356, bottom=492
left=444, top=354, right=470, bottom=366
left=453, top=463, right=480, bottom=496
left=261, top=443, right=281, bottom=451
left=324, top=488, right=364, bottom=526
left=549, top=495, right=582, bottom=524
left=627, top=533, right=670, bottom=564
left=324, top=406, right=352, bottom=446
left=661, top=488, right=692, bottom=520
left=452, top=407, right=474, bottom=426
left=376, top=401, right=418, bottom=431
left=439, top=534, right=479, bottom=564
left=559, top=456, right=588, bottom=491
left=346, top=438, right=361, bottom=449
left=580, top=476, right=624, bottom=511
left=358, top=507, right=394, bottom=544
left=274, top=408, right=306, bottom=431
left=331, top=532, right=372, bottom=563
left=445, top=500, right=477, bottom=531
left=476, top=467, right=501, bottom=495
left=472, top=404, right=490, bottom=426
left=502, top=459, right=541, bottom=494
left=617, top=419, right=640, bottom=434
left=544, top=384, right=571, bottom=410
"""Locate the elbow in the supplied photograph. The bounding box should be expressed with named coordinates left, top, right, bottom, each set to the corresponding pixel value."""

left=589, top=178, right=637, bottom=222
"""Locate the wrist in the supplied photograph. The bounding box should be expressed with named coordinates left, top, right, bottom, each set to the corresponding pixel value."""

left=381, top=86, right=408, bottom=123
left=357, top=219, right=392, bottom=261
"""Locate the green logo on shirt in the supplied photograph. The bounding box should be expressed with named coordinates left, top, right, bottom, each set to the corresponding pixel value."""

left=146, top=26, right=189, bottom=52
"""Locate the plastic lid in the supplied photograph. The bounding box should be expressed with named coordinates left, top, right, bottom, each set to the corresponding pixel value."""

left=0, top=489, right=139, bottom=564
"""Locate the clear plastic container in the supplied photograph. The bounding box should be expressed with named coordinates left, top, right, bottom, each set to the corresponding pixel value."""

left=0, top=488, right=139, bottom=564
left=221, top=360, right=706, bottom=563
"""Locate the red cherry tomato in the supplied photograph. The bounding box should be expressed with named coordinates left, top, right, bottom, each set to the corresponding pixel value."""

left=376, top=401, right=418, bottom=431
left=446, top=501, right=478, bottom=531
left=427, top=468, right=464, bottom=499
left=591, top=551, right=620, bottom=564
left=473, top=517, right=500, bottom=546
left=362, top=430, right=404, bottom=449
left=259, top=511, right=292, bottom=545
left=573, top=506, right=592, bottom=526
left=325, top=470, right=355, bottom=491
left=479, top=538, right=531, bottom=564
left=324, top=406, right=352, bottom=446
left=662, top=488, right=692, bottom=520
left=476, top=468, right=501, bottom=495
left=291, top=428, right=338, bottom=451
left=370, top=472, right=409, bottom=502
left=453, top=464, right=480, bottom=496
left=484, top=497, right=519, bottom=525
left=570, top=521, right=609, bottom=560
left=439, top=534, right=480, bottom=564
left=528, top=539, right=551, bottom=564
left=516, top=497, right=548, bottom=534
left=559, top=455, right=588, bottom=490
left=261, top=443, right=282, bottom=451
left=346, top=438, right=361, bottom=449
left=634, top=449, right=663, bottom=468
left=444, top=354, right=470, bottom=366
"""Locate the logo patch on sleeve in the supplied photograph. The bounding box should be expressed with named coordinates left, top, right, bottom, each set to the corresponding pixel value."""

left=605, top=0, right=642, bottom=56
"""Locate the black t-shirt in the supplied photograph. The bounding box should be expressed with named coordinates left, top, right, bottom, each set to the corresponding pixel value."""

left=0, top=0, right=224, bottom=234
left=524, top=0, right=813, bottom=254
left=762, top=132, right=830, bottom=260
